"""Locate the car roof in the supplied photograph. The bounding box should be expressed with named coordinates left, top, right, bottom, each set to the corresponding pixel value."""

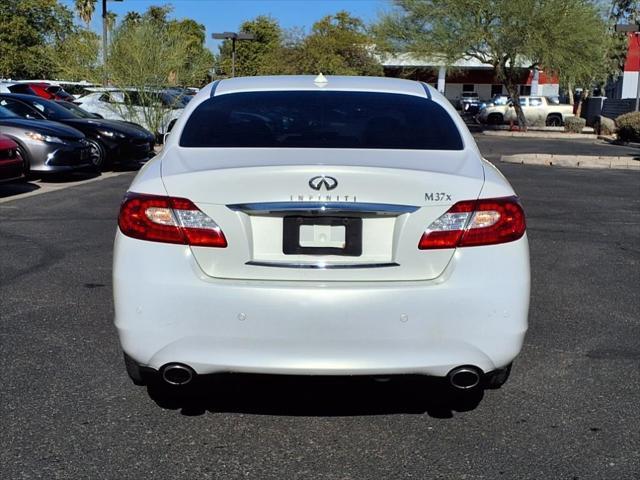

left=213, top=75, right=431, bottom=98
left=0, top=92, right=47, bottom=103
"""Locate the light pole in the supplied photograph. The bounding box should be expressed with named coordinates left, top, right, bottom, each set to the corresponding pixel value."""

left=103, top=0, right=123, bottom=86
left=615, top=23, right=640, bottom=111
left=211, top=31, right=256, bottom=77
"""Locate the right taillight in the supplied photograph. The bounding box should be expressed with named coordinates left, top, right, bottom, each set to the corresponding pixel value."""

left=118, top=192, right=227, bottom=247
left=418, top=196, right=525, bottom=249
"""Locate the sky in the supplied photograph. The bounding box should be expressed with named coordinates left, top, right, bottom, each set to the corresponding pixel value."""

left=59, top=0, right=391, bottom=53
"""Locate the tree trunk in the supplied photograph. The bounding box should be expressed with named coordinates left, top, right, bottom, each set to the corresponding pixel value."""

left=576, top=89, right=588, bottom=118
left=567, top=83, right=574, bottom=106
left=504, top=81, right=527, bottom=131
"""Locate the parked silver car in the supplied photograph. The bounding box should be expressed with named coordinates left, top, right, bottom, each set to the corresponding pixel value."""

left=0, top=105, right=91, bottom=174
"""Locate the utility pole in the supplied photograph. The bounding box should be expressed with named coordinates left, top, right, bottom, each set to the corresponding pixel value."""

left=615, top=23, right=640, bottom=111
left=103, top=0, right=123, bottom=86
left=211, top=32, right=256, bottom=77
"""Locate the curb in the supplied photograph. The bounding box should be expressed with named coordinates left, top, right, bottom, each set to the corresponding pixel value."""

left=597, top=136, right=640, bottom=149
left=501, top=154, right=640, bottom=170
left=483, top=131, right=598, bottom=139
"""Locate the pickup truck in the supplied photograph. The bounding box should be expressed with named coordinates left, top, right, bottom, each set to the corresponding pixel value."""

left=477, top=96, right=574, bottom=126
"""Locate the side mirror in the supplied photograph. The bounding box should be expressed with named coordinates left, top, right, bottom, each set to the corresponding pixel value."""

left=93, top=113, right=103, bottom=119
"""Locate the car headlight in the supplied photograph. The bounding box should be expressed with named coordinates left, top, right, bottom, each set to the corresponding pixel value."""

left=99, top=130, right=126, bottom=139
left=25, top=131, right=67, bottom=144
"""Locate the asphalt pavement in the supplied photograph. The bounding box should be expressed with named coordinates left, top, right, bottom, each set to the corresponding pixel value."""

left=1, top=151, right=639, bottom=479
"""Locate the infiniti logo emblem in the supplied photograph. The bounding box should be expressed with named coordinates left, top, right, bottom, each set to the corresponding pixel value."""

left=309, top=175, right=338, bottom=191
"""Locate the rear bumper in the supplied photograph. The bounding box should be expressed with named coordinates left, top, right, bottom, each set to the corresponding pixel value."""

left=113, top=233, right=530, bottom=377
left=105, top=138, right=154, bottom=161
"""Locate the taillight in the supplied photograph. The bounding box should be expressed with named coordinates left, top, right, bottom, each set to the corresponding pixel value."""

left=418, top=196, right=525, bottom=249
left=118, top=193, right=227, bottom=247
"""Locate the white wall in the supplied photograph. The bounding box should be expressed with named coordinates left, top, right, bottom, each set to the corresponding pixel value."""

left=622, top=71, right=639, bottom=99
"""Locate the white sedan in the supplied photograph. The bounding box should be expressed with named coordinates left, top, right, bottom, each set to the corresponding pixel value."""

left=76, top=89, right=185, bottom=135
left=113, top=75, right=529, bottom=395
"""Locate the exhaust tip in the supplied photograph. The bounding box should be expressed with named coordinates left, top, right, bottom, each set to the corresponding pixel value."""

left=448, top=366, right=482, bottom=390
left=161, top=363, right=195, bottom=386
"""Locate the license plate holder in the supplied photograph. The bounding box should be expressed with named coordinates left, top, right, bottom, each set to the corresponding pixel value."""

left=283, top=216, right=362, bottom=256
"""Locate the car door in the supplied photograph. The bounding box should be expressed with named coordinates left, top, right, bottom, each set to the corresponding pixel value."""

left=525, top=97, right=544, bottom=124
left=87, top=93, right=125, bottom=121
left=504, top=98, right=525, bottom=123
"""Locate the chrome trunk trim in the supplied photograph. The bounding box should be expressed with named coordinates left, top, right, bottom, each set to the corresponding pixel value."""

left=228, top=202, right=419, bottom=216
left=246, top=261, right=400, bottom=269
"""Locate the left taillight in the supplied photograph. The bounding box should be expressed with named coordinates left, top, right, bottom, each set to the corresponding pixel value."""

left=418, top=196, right=526, bottom=249
left=118, top=193, right=227, bottom=247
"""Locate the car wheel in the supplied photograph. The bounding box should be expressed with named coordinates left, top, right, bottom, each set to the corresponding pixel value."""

left=87, top=138, right=106, bottom=170
left=484, top=363, right=512, bottom=389
left=14, top=144, right=33, bottom=180
left=546, top=115, right=562, bottom=127
left=487, top=113, right=503, bottom=125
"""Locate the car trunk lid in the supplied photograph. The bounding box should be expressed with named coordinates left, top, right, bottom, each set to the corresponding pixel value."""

left=160, top=147, right=484, bottom=281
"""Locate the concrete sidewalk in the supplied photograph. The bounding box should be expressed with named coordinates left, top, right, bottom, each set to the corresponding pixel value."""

left=501, top=153, right=640, bottom=169
left=483, top=130, right=598, bottom=140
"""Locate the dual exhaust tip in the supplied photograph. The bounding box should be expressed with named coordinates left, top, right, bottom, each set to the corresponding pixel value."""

left=161, top=363, right=196, bottom=386
left=160, top=363, right=483, bottom=390
left=447, top=366, right=482, bottom=390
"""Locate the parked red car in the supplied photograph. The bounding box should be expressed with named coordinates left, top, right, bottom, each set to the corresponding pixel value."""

left=9, top=82, right=75, bottom=101
left=0, top=134, right=25, bottom=182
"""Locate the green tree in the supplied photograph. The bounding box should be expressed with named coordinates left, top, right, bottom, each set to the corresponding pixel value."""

left=0, top=0, right=74, bottom=79
left=106, top=10, right=117, bottom=31
left=74, top=0, right=97, bottom=26
left=217, top=16, right=283, bottom=76
left=122, top=11, right=142, bottom=26
left=296, top=11, right=382, bottom=75
left=108, top=6, right=214, bottom=133
left=376, top=0, right=610, bottom=128
left=55, top=28, right=101, bottom=81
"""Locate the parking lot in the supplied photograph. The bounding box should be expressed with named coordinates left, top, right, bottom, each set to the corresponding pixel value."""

left=1, top=139, right=639, bottom=479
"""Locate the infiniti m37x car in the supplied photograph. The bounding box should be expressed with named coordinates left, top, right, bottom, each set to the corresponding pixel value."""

left=114, top=76, right=529, bottom=394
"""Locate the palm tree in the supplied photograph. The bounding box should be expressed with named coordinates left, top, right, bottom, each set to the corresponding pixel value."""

left=74, top=0, right=97, bottom=26
left=106, top=11, right=118, bottom=31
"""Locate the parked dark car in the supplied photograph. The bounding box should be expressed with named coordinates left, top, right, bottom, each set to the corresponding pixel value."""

left=0, top=94, right=155, bottom=170
left=0, top=105, right=91, bottom=174
left=0, top=134, right=25, bottom=182
left=458, top=92, right=482, bottom=115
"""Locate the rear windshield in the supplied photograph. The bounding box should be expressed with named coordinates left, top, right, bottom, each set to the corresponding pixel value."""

left=180, top=91, right=464, bottom=150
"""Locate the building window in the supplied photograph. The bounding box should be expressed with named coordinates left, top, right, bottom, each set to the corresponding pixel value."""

left=519, top=85, right=531, bottom=96
left=491, top=84, right=503, bottom=96
left=462, top=84, right=475, bottom=92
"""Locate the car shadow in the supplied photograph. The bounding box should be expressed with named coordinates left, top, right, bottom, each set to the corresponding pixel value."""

left=0, top=180, right=40, bottom=198
left=112, top=160, right=146, bottom=172
left=37, top=170, right=101, bottom=183
left=145, top=374, right=484, bottom=418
